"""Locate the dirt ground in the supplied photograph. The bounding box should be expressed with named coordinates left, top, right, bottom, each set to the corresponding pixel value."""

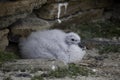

left=0, top=48, right=119, bottom=80
left=45, top=49, right=120, bottom=80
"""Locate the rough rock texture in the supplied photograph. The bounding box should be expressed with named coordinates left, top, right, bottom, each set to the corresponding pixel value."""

left=0, top=0, right=47, bottom=29
left=112, top=4, right=120, bottom=19
left=11, top=17, right=52, bottom=36
left=78, top=0, right=112, bottom=10
left=0, top=0, right=114, bottom=47
left=35, top=0, right=112, bottom=20
left=0, top=13, right=28, bottom=29
left=53, top=9, right=104, bottom=28
left=0, top=0, right=47, bottom=17
left=35, top=1, right=81, bottom=19
left=9, top=16, right=52, bottom=42
left=0, top=0, right=113, bottom=30
left=0, top=29, right=9, bottom=51
left=68, top=9, right=104, bottom=22
left=47, top=0, right=68, bottom=3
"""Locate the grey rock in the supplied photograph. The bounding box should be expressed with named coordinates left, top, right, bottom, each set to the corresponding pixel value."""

left=0, top=0, right=47, bottom=17
left=0, top=0, right=47, bottom=29
left=0, top=29, right=9, bottom=51
left=0, top=13, right=28, bottom=29
left=10, top=16, right=52, bottom=42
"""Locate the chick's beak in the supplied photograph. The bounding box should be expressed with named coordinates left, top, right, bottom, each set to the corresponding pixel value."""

left=78, top=42, right=86, bottom=50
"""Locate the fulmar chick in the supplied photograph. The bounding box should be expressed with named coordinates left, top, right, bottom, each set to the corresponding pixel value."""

left=19, top=29, right=86, bottom=63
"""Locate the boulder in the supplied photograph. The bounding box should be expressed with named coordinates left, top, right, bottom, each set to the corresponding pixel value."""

left=35, top=0, right=112, bottom=20
left=78, top=0, right=112, bottom=10
left=10, top=16, right=52, bottom=42
left=0, top=0, right=47, bottom=17
left=0, top=0, right=47, bottom=29
left=35, top=1, right=81, bottom=19
left=0, top=29, right=9, bottom=51
left=0, top=13, right=28, bottom=29
left=53, top=9, right=104, bottom=28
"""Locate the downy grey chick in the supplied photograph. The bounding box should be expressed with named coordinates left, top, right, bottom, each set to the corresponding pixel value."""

left=19, top=29, right=86, bottom=63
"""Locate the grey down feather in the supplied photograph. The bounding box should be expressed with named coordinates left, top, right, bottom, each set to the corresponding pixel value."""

left=19, top=29, right=86, bottom=63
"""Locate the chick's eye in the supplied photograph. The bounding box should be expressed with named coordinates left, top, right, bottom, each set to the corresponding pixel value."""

left=71, top=39, right=75, bottom=41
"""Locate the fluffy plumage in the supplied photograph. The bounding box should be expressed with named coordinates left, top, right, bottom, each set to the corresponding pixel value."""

left=19, top=29, right=86, bottom=63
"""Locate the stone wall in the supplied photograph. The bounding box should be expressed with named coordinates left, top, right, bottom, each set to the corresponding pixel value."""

left=0, top=0, right=115, bottom=51
left=0, top=29, right=9, bottom=51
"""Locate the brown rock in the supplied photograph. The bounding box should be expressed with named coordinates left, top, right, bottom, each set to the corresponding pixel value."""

left=0, top=29, right=9, bottom=51
left=53, top=9, right=104, bottom=28
left=35, top=0, right=112, bottom=20
left=72, top=9, right=104, bottom=22
left=35, top=1, right=81, bottom=19
left=0, top=29, right=9, bottom=39
left=0, top=0, right=47, bottom=17
left=80, top=0, right=113, bottom=9
left=47, top=0, right=67, bottom=3
left=35, top=3, right=58, bottom=19
left=0, top=0, right=47, bottom=29
left=77, top=0, right=112, bottom=10
left=10, top=16, right=52, bottom=42
left=0, top=13, right=28, bottom=29
left=95, top=0, right=113, bottom=8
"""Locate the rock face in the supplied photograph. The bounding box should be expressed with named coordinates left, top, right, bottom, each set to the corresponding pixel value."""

left=0, top=29, right=9, bottom=51
left=0, top=0, right=47, bottom=29
left=0, top=0, right=114, bottom=52
left=112, top=4, right=120, bottom=19
left=9, top=16, right=52, bottom=42
left=35, top=2, right=79, bottom=19
left=35, top=0, right=112, bottom=20
left=53, top=9, right=104, bottom=28
left=0, top=0, right=47, bottom=17
left=10, top=16, right=52, bottom=36
left=0, top=13, right=28, bottom=29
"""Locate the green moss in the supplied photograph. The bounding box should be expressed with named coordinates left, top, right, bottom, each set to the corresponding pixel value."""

left=68, top=63, right=93, bottom=76
left=97, top=44, right=120, bottom=54
left=41, top=64, right=94, bottom=78
left=45, top=67, right=68, bottom=78
left=31, top=64, right=94, bottom=79
left=60, top=20, right=120, bottom=39
left=3, top=77, right=12, bottom=80
left=0, top=51, right=19, bottom=64
left=31, top=76, right=44, bottom=80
